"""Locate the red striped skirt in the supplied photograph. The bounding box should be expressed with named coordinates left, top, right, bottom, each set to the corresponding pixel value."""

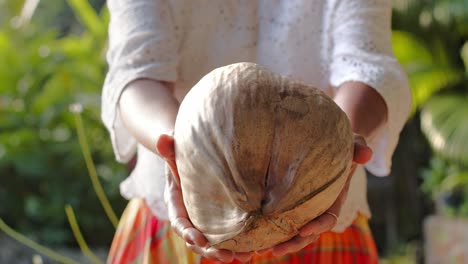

left=107, top=199, right=379, bottom=264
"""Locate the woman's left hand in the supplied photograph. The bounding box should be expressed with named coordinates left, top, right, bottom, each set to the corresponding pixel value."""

left=259, top=134, right=373, bottom=257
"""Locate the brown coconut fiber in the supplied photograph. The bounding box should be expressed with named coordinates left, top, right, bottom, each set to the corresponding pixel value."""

left=173, top=62, right=353, bottom=252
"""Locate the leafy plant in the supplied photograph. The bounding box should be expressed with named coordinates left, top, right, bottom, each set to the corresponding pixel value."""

left=0, top=0, right=126, bottom=246
left=421, top=157, right=468, bottom=217
left=421, top=95, right=468, bottom=164
left=392, top=0, right=468, bottom=217
left=380, top=241, right=419, bottom=264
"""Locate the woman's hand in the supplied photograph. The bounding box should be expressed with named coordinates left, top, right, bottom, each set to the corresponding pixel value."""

left=261, top=134, right=373, bottom=257
left=158, top=133, right=371, bottom=260
left=157, top=134, right=254, bottom=263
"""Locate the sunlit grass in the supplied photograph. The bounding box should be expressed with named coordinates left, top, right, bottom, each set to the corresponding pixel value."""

left=71, top=104, right=119, bottom=228
left=65, top=205, right=104, bottom=264
left=0, top=218, right=80, bottom=264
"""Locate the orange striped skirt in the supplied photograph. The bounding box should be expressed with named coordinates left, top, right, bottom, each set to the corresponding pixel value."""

left=107, top=199, right=379, bottom=264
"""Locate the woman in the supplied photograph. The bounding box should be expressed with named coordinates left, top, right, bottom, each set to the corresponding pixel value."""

left=102, top=0, right=411, bottom=263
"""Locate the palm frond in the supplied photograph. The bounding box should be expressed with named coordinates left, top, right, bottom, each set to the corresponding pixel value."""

left=392, top=31, right=464, bottom=112
left=421, top=95, right=468, bottom=165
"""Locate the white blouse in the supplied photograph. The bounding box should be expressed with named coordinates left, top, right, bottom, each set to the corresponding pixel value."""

left=102, top=0, right=411, bottom=232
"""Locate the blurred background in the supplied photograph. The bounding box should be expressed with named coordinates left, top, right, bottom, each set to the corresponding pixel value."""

left=0, top=0, right=467, bottom=263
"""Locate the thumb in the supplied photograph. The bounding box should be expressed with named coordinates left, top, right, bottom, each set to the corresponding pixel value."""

left=156, top=134, right=175, bottom=160
left=353, top=134, right=372, bottom=164
left=158, top=134, right=181, bottom=185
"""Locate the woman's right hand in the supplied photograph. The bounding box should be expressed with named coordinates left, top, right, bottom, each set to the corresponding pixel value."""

left=156, top=134, right=254, bottom=263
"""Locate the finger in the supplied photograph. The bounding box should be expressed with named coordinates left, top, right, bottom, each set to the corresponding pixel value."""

left=164, top=165, right=209, bottom=248
left=168, top=194, right=208, bottom=246
left=171, top=217, right=207, bottom=247
left=183, top=227, right=208, bottom=247
left=186, top=242, right=204, bottom=255
left=205, top=247, right=234, bottom=263
left=298, top=173, right=351, bottom=238
left=299, top=162, right=355, bottom=238
left=186, top=243, right=233, bottom=262
left=299, top=213, right=337, bottom=237
left=234, top=252, right=253, bottom=262
left=353, top=134, right=367, bottom=146
left=353, top=144, right=372, bottom=164
left=165, top=175, right=188, bottom=219
left=186, top=244, right=234, bottom=263
left=170, top=217, right=191, bottom=237
left=272, top=234, right=319, bottom=256
left=165, top=157, right=181, bottom=186
left=353, top=135, right=372, bottom=164
left=156, top=134, right=175, bottom=159
left=165, top=173, right=201, bottom=244
left=255, top=248, right=272, bottom=255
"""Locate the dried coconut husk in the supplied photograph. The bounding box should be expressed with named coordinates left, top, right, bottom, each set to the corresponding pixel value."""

left=174, top=62, right=353, bottom=252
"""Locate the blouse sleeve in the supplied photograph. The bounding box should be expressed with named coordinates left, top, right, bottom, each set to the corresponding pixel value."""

left=101, top=0, right=179, bottom=163
left=329, top=0, right=412, bottom=176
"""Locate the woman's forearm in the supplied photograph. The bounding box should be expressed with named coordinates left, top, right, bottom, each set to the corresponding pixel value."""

left=333, top=81, right=388, bottom=141
left=118, top=79, right=180, bottom=154
left=118, top=79, right=386, bottom=154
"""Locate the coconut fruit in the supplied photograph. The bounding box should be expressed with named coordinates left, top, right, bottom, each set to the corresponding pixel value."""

left=173, top=62, right=353, bottom=252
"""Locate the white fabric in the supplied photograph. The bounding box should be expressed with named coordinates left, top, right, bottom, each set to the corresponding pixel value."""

left=102, top=0, right=411, bottom=232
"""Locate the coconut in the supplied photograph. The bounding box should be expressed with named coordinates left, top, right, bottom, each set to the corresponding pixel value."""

left=173, top=62, right=353, bottom=252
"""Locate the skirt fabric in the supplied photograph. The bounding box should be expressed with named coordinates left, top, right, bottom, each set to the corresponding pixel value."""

left=107, top=199, right=379, bottom=264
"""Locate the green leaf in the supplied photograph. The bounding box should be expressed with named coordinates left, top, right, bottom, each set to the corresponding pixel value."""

left=392, top=31, right=433, bottom=67
left=433, top=0, right=468, bottom=35
left=25, top=196, right=43, bottom=219
left=421, top=95, right=468, bottom=165
left=409, top=66, right=463, bottom=111
left=31, top=71, right=73, bottom=114
left=99, top=5, right=110, bottom=27
left=440, top=171, right=468, bottom=192
left=392, top=30, right=464, bottom=112
left=0, top=128, right=49, bottom=177
left=461, top=41, right=468, bottom=73
left=0, top=31, right=10, bottom=51
left=57, top=34, right=93, bottom=58
left=66, top=0, right=105, bottom=39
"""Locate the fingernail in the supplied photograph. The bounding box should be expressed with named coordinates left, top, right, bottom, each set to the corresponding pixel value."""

left=217, top=253, right=233, bottom=263
left=299, top=229, right=314, bottom=237
left=272, top=249, right=285, bottom=257
left=186, top=238, right=194, bottom=245
left=185, top=242, right=194, bottom=248
left=255, top=248, right=271, bottom=255
left=184, top=232, right=195, bottom=245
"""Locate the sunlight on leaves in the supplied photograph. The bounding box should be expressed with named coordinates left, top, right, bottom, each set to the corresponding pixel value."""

left=421, top=95, right=468, bottom=165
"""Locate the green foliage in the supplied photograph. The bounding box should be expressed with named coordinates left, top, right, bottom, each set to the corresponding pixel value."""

left=421, top=157, right=468, bottom=217
left=66, top=0, right=107, bottom=39
left=392, top=0, right=468, bottom=213
left=392, top=31, right=463, bottom=114
left=0, top=0, right=126, bottom=246
left=421, top=95, right=468, bottom=164
left=380, top=242, right=419, bottom=264
left=392, top=0, right=468, bottom=113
